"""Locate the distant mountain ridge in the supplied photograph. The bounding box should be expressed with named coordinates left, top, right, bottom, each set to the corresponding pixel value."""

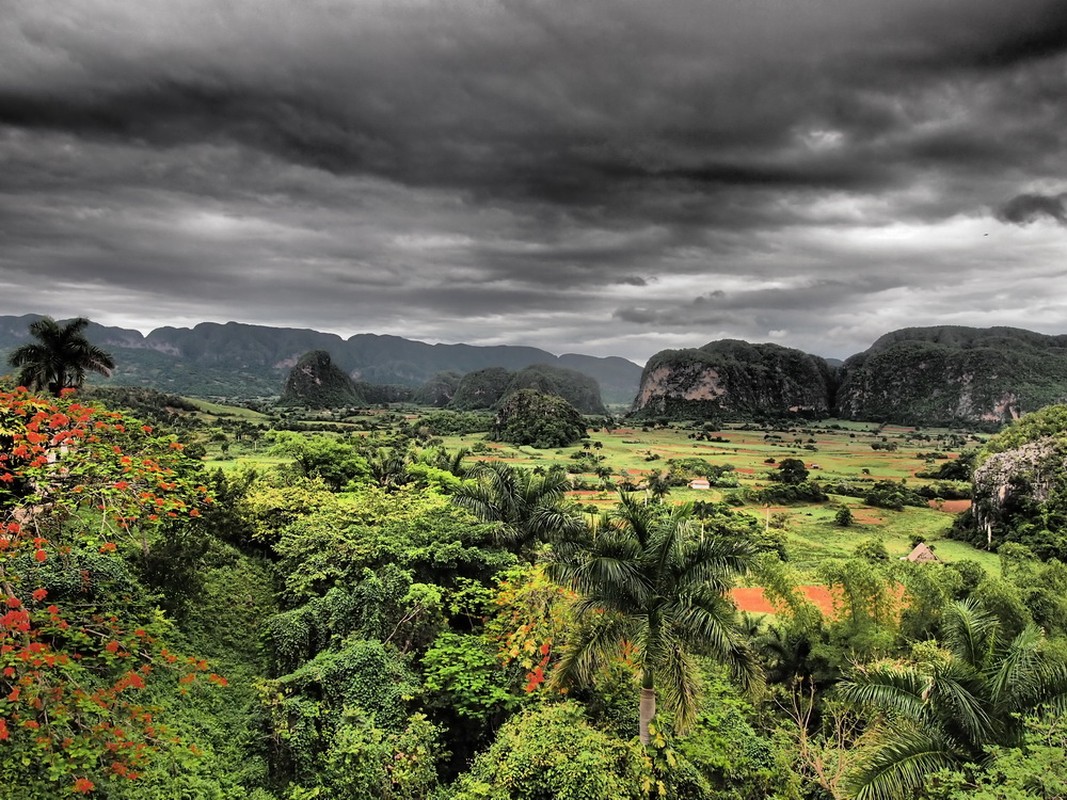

left=0, top=315, right=643, bottom=404
left=635, top=326, right=1067, bottom=426
left=6, top=315, right=1067, bottom=425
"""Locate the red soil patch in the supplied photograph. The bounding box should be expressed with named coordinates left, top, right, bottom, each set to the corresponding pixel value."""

left=851, top=509, right=884, bottom=524
left=731, top=586, right=838, bottom=616
left=736, top=467, right=756, bottom=474
left=929, top=499, right=971, bottom=513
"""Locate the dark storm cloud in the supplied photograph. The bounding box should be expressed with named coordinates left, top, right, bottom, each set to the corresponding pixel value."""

left=996, top=193, right=1067, bottom=226
left=5, top=0, right=1064, bottom=210
left=1, top=0, right=1066, bottom=362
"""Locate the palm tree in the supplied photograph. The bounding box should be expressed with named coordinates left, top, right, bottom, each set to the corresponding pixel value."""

left=837, top=600, right=1067, bottom=800
left=8, top=317, right=114, bottom=396
left=548, top=493, right=761, bottom=744
left=452, top=462, right=583, bottom=558
left=368, top=446, right=411, bottom=489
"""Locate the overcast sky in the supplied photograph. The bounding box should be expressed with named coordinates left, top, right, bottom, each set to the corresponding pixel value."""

left=1, top=0, right=1065, bottom=363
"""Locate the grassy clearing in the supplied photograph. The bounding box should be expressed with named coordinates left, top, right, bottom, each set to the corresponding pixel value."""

left=207, top=412, right=997, bottom=578
left=205, top=454, right=290, bottom=473
left=186, top=398, right=271, bottom=422
left=440, top=418, right=994, bottom=577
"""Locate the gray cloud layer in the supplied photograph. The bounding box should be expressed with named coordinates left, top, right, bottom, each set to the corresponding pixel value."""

left=1, top=0, right=1066, bottom=361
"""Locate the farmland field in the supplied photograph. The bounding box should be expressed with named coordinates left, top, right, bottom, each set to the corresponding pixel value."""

left=206, top=403, right=995, bottom=580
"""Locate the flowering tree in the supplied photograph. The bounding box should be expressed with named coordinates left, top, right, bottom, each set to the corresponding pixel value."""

left=0, top=388, right=217, bottom=795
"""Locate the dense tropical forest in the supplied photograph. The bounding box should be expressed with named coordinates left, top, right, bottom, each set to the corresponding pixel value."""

left=5, top=318, right=1067, bottom=799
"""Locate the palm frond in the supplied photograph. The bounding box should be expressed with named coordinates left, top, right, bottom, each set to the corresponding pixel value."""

left=926, top=660, right=992, bottom=748
left=847, top=725, right=960, bottom=800
left=671, top=535, right=756, bottom=592
left=556, top=550, right=652, bottom=612
left=836, top=664, right=931, bottom=722
left=654, top=632, right=702, bottom=734
left=550, top=612, right=635, bottom=689
left=943, top=599, right=998, bottom=670
left=666, top=592, right=762, bottom=695
left=986, top=623, right=1044, bottom=708
left=610, top=492, right=656, bottom=548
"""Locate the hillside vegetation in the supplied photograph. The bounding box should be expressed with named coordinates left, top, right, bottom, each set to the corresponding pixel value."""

left=451, top=364, right=606, bottom=414
left=7, top=376, right=1067, bottom=800
left=636, top=326, right=1067, bottom=427
left=634, top=340, right=835, bottom=418
left=0, top=315, right=642, bottom=403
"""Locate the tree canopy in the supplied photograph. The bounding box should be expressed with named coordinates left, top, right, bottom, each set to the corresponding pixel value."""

left=7, top=316, right=114, bottom=396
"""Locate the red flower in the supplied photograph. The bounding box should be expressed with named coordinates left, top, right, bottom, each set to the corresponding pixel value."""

left=72, top=777, right=94, bottom=793
left=31, top=588, right=47, bottom=602
left=34, top=549, right=47, bottom=563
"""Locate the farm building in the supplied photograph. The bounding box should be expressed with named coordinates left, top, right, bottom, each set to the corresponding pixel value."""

left=904, top=542, right=940, bottom=563
left=688, top=478, right=711, bottom=490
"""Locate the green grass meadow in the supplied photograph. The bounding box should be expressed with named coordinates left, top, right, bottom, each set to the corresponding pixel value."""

left=198, top=402, right=996, bottom=579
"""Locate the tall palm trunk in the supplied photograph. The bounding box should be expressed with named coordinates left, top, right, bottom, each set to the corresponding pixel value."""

left=639, top=683, right=656, bottom=745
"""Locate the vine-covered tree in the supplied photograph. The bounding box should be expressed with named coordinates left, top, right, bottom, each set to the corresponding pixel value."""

left=548, top=495, right=761, bottom=744
left=7, top=316, right=115, bottom=396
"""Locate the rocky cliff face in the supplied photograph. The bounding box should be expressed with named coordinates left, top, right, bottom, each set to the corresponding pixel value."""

left=632, top=340, right=835, bottom=418
left=279, top=351, right=364, bottom=408
left=971, top=437, right=1060, bottom=548
left=837, top=327, right=1067, bottom=425
left=633, top=327, right=1067, bottom=425
left=957, top=404, right=1067, bottom=559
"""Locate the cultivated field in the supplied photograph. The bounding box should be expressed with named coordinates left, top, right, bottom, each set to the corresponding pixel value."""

left=197, top=404, right=998, bottom=579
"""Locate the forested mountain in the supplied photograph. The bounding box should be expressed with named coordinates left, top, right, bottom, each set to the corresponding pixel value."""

left=633, top=340, right=836, bottom=418
left=7, top=315, right=1067, bottom=425
left=450, top=364, right=607, bottom=414
left=837, top=326, right=1067, bottom=425
left=0, top=315, right=643, bottom=403
left=636, top=326, right=1067, bottom=425
left=279, top=350, right=365, bottom=408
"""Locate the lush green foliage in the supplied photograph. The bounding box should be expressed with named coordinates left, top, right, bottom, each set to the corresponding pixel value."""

left=838, top=600, right=1067, bottom=800
left=8, top=379, right=1067, bottom=800
left=7, top=317, right=115, bottom=397
left=489, top=390, right=587, bottom=448
left=549, top=496, right=761, bottom=742
left=0, top=389, right=225, bottom=795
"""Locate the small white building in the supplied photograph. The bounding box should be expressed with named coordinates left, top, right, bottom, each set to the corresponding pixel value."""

left=688, top=478, right=711, bottom=490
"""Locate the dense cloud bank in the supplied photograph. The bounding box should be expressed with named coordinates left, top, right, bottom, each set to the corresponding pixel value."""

left=1, top=0, right=1065, bottom=360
